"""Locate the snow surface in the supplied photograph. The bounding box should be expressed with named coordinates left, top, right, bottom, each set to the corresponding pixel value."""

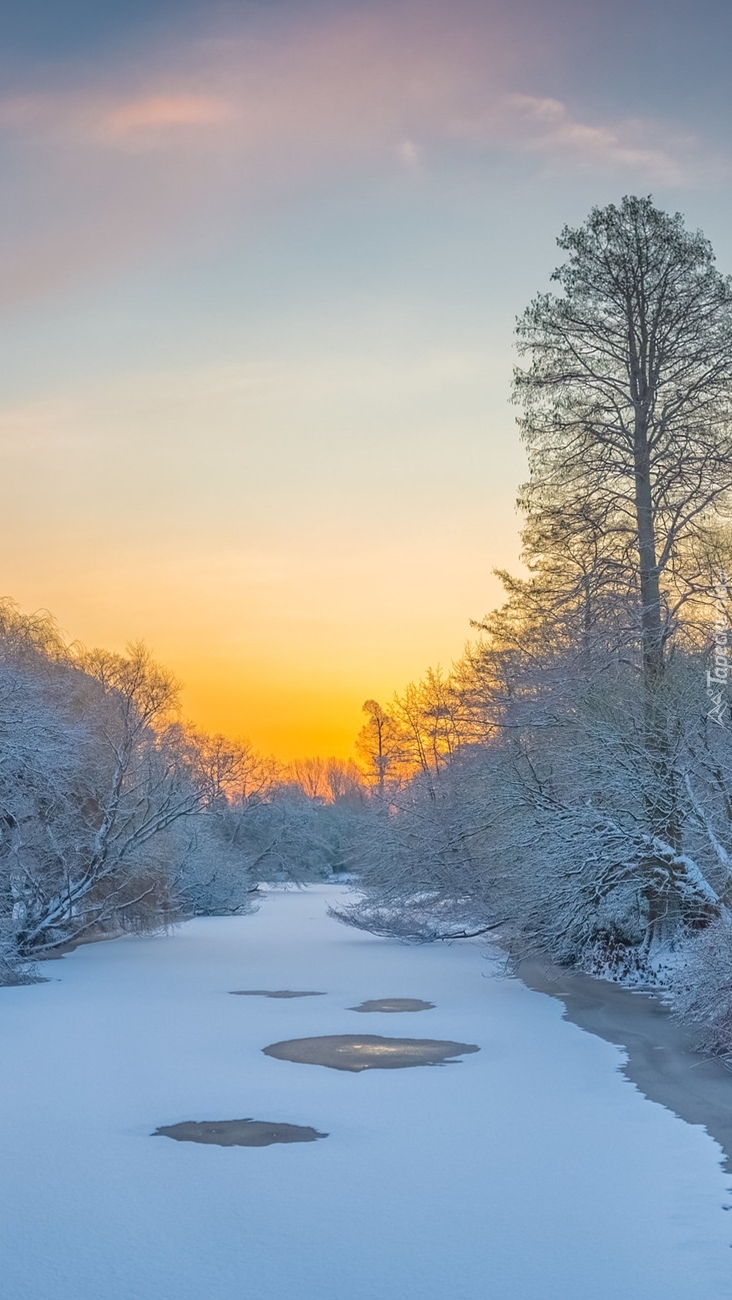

left=1, top=884, right=731, bottom=1300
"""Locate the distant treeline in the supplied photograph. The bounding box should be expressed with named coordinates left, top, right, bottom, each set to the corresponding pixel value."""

left=0, top=599, right=367, bottom=982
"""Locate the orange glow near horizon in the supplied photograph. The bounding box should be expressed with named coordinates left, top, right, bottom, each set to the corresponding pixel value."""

left=0, top=350, right=523, bottom=760
left=1, top=1, right=704, bottom=759
left=3, top=545, right=512, bottom=761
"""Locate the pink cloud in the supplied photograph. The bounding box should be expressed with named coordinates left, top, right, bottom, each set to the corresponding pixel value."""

left=0, top=6, right=701, bottom=179
left=0, top=1, right=717, bottom=306
left=80, top=10, right=702, bottom=186
left=100, top=93, right=233, bottom=137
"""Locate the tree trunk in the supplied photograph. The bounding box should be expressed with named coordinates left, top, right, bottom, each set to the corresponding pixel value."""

left=633, top=414, right=682, bottom=939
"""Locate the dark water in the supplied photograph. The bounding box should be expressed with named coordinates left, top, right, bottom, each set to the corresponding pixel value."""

left=153, top=1119, right=327, bottom=1146
left=519, top=958, right=732, bottom=1174
left=262, top=1034, right=479, bottom=1072
left=229, top=989, right=326, bottom=998
left=349, top=998, right=435, bottom=1013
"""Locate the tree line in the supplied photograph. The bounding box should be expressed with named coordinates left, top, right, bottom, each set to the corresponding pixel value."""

left=344, top=197, right=732, bottom=1055
left=6, top=194, right=732, bottom=1060
left=0, top=601, right=366, bottom=983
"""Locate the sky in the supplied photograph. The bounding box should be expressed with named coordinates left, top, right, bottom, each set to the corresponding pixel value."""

left=2, top=0, right=732, bottom=758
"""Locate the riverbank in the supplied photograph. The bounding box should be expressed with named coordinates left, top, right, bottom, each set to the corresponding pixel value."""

left=519, top=957, right=732, bottom=1172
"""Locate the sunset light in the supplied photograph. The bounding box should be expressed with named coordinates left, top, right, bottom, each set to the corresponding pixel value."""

left=4, top=8, right=732, bottom=1294
left=5, top=0, right=727, bottom=759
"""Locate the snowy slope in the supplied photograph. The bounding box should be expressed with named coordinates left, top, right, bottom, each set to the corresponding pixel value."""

left=1, top=885, right=730, bottom=1300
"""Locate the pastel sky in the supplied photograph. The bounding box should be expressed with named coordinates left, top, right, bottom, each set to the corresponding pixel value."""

left=2, top=0, right=732, bottom=757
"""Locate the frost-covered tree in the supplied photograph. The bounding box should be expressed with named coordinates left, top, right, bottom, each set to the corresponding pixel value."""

left=355, top=700, right=400, bottom=794
left=514, top=196, right=732, bottom=888
left=339, top=642, right=732, bottom=974
left=0, top=608, right=210, bottom=968
left=173, top=733, right=277, bottom=916
left=340, top=197, right=732, bottom=977
left=355, top=674, right=466, bottom=793
left=0, top=602, right=283, bottom=975
left=288, top=756, right=365, bottom=804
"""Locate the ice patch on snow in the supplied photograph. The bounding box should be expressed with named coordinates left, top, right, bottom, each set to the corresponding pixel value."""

left=262, top=1033, right=478, bottom=1071
left=153, top=1119, right=327, bottom=1146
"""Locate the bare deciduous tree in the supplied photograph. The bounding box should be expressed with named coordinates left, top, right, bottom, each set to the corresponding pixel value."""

left=342, top=198, right=732, bottom=983
left=0, top=609, right=208, bottom=964
left=514, top=195, right=732, bottom=927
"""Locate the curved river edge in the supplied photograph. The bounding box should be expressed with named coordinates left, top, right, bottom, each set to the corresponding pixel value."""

left=517, top=958, right=732, bottom=1174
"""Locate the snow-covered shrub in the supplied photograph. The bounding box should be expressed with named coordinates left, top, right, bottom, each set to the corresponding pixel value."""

left=339, top=644, right=732, bottom=984
left=240, top=786, right=368, bottom=881
left=670, top=910, right=732, bottom=1059
left=0, top=917, right=39, bottom=985
left=0, top=602, right=207, bottom=966
left=332, top=747, right=508, bottom=940
left=174, top=771, right=372, bottom=915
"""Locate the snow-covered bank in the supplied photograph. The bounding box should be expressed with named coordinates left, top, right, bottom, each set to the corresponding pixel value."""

left=1, top=885, right=730, bottom=1300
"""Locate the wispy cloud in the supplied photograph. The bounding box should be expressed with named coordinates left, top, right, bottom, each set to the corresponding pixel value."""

left=0, top=1, right=718, bottom=305
left=77, top=15, right=700, bottom=182
left=494, top=94, right=691, bottom=185
left=100, top=93, right=233, bottom=139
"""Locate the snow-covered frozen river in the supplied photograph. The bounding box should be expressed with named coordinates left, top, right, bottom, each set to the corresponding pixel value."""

left=2, top=885, right=731, bottom=1299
